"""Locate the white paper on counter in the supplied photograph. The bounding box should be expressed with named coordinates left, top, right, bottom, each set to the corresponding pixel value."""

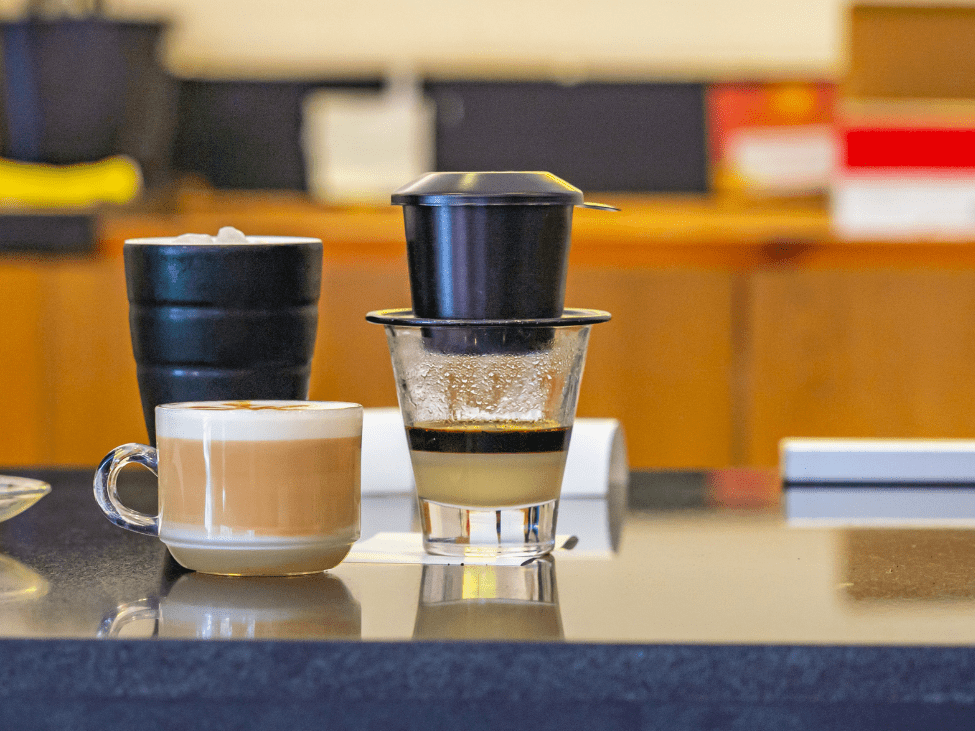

left=360, top=408, right=629, bottom=501
left=345, top=532, right=605, bottom=565
left=360, top=495, right=416, bottom=539
left=556, top=497, right=623, bottom=554
left=359, top=496, right=621, bottom=555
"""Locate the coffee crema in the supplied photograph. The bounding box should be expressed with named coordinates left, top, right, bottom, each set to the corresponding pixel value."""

left=183, top=401, right=327, bottom=411
left=156, top=401, right=361, bottom=442
left=407, top=421, right=570, bottom=453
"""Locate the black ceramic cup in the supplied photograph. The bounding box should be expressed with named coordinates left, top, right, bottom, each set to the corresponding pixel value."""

left=123, top=236, right=323, bottom=444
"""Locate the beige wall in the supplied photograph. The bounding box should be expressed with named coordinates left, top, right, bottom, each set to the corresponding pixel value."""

left=2, top=0, right=846, bottom=79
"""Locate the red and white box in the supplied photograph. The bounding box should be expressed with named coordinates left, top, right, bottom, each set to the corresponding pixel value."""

left=833, top=118, right=975, bottom=239
left=707, top=82, right=837, bottom=199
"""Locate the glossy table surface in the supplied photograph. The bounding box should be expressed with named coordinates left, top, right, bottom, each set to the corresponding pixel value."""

left=4, top=467, right=975, bottom=645
left=4, top=468, right=975, bottom=730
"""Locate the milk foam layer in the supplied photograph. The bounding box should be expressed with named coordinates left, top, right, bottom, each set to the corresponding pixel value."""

left=156, top=401, right=362, bottom=441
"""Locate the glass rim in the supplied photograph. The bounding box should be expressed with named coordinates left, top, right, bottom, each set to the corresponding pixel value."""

left=365, top=308, right=611, bottom=328
left=0, top=475, right=51, bottom=498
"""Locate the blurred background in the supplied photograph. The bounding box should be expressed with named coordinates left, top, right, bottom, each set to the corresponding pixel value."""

left=3, top=0, right=975, bottom=475
left=11, top=0, right=841, bottom=79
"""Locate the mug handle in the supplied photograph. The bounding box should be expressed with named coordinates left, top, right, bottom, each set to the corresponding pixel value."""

left=93, top=443, right=159, bottom=535
left=97, top=597, right=160, bottom=638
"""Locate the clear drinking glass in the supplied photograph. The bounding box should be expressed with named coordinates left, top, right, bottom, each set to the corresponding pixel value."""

left=369, top=309, right=607, bottom=559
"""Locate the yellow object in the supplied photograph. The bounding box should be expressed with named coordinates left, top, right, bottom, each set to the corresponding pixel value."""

left=0, top=155, right=142, bottom=208
left=769, top=83, right=818, bottom=123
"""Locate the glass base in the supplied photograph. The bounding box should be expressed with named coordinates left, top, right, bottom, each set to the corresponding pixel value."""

left=419, top=498, right=558, bottom=559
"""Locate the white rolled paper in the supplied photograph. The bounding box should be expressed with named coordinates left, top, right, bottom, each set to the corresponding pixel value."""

left=560, top=418, right=629, bottom=498
left=360, top=408, right=629, bottom=500
left=360, top=408, right=415, bottom=495
left=559, top=419, right=629, bottom=554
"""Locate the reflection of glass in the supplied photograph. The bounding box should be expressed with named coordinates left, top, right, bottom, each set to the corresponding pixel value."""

left=0, top=476, right=51, bottom=523
left=412, top=558, right=562, bottom=640
left=0, top=554, right=49, bottom=603
left=99, top=572, right=360, bottom=640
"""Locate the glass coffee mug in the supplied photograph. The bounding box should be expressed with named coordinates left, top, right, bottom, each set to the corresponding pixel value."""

left=94, top=401, right=362, bottom=576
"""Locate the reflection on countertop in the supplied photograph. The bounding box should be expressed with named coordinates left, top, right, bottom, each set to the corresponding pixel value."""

left=100, top=570, right=361, bottom=640
left=0, top=553, right=48, bottom=604
left=413, top=559, right=562, bottom=641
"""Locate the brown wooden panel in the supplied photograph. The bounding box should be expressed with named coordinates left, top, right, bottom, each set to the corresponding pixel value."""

left=0, top=262, right=47, bottom=465
left=45, top=258, right=146, bottom=465
left=567, top=267, right=734, bottom=469
left=67, top=193, right=975, bottom=471
left=847, top=5, right=975, bottom=99
left=309, top=256, right=411, bottom=408
left=746, top=270, right=975, bottom=466
left=311, top=256, right=737, bottom=469
left=104, top=193, right=975, bottom=271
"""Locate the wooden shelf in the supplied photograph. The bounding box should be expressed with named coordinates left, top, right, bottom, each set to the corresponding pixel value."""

left=99, top=190, right=975, bottom=269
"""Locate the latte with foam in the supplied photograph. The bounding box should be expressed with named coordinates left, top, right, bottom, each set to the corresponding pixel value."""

left=155, top=400, right=361, bottom=575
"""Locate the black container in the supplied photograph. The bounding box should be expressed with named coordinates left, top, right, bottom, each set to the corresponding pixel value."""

left=402, top=202, right=573, bottom=320
left=391, top=171, right=613, bottom=353
left=424, top=81, right=709, bottom=194
left=0, top=19, right=177, bottom=188
left=124, top=238, right=322, bottom=444
left=392, top=171, right=596, bottom=321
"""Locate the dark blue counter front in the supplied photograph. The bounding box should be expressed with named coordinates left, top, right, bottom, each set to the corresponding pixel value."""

left=3, top=640, right=975, bottom=730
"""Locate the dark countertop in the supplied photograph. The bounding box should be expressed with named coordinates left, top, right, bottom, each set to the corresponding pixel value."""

left=2, top=468, right=975, bottom=730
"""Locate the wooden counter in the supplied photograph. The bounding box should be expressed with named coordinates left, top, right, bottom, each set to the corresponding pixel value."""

left=6, top=190, right=975, bottom=470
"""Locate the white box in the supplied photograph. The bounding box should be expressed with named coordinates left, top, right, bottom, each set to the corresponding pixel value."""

left=781, top=438, right=975, bottom=484
left=832, top=172, right=975, bottom=239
